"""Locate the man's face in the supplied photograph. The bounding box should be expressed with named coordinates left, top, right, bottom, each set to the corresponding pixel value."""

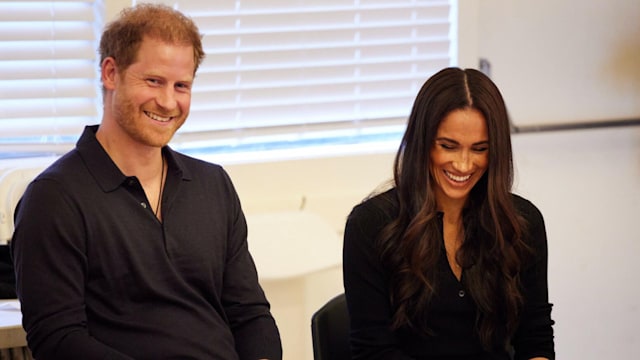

left=111, top=36, right=196, bottom=148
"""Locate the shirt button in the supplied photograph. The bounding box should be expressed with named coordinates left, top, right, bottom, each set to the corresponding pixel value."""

left=458, top=290, right=465, bottom=298
left=141, top=202, right=147, bottom=209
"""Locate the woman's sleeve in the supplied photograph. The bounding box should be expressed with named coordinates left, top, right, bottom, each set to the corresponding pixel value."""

left=342, top=202, right=414, bottom=360
left=511, top=199, right=555, bottom=360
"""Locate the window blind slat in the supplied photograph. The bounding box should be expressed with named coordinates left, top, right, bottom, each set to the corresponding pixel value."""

left=156, top=0, right=454, bottom=141
left=0, top=118, right=91, bottom=139
left=191, top=70, right=450, bottom=106
left=0, top=98, right=98, bottom=119
left=181, top=95, right=416, bottom=133
left=177, top=0, right=448, bottom=13
left=0, top=79, right=97, bottom=101
left=1, top=0, right=454, bottom=158
left=0, top=41, right=97, bottom=61
left=195, top=11, right=449, bottom=32
left=0, top=22, right=96, bottom=41
left=203, top=41, right=450, bottom=70
left=0, top=0, right=100, bottom=149
left=193, top=61, right=450, bottom=96
left=0, top=2, right=96, bottom=22
left=0, top=60, right=96, bottom=81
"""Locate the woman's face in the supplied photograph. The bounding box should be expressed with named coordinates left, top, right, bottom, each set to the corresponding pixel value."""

left=430, top=107, right=489, bottom=207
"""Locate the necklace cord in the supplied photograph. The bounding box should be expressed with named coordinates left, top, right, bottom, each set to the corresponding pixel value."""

left=155, top=156, right=165, bottom=218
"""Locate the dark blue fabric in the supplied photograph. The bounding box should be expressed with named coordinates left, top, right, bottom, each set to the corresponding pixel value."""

left=343, top=188, right=555, bottom=360
left=12, top=125, right=281, bottom=360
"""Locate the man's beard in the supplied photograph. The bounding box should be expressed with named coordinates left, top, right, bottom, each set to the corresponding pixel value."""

left=112, top=91, right=185, bottom=148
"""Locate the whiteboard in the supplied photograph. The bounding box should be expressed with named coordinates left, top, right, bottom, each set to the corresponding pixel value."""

left=469, top=0, right=640, bottom=129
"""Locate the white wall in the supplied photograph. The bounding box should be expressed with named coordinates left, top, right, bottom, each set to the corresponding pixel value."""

left=85, top=1, right=640, bottom=359
left=465, top=0, right=640, bottom=127
left=225, top=124, right=640, bottom=360
left=512, top=126, right=640, bottom=359
left=224, top=1, right=640, bottom=359
left=225, top=152, right=394, bottom=360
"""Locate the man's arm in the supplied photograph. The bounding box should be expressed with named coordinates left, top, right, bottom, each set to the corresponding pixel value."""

left=218, top=170, right=282, bottom=360
left=12, top=178, right=133, bottom=359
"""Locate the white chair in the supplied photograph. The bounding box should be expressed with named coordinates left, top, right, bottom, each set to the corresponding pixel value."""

left=0, top=158, right=55, bottom=244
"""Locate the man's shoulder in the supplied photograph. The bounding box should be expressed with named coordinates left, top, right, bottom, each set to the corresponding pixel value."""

left=170, top=150, right=224, bottom=173
left=34, top=150, right=83, bottom=182
left=168, top=150, right=236, bottom=190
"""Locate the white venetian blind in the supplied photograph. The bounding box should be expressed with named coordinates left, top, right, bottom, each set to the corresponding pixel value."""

left=0, top=0, right=101, bottom=153
left=0, top=0, right=455, bottom=157
left=150, top=0, right=455, bottom=153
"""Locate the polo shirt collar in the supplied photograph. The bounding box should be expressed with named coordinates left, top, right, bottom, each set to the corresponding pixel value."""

left=75, top=125, right=192, bottom=193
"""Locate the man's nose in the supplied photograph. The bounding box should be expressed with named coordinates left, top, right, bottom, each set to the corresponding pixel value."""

left=157, top=87, right=177, bottom=110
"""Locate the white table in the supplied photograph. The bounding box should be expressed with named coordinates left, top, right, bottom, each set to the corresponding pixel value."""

left=245, top=211, right=343, bottom=360
left=0, top=300, right=26, bottom=349
left=246, top=211, right=342, bottom=280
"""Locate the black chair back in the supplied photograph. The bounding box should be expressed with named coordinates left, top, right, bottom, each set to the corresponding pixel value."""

left=311, top=293, right=351, bottom=360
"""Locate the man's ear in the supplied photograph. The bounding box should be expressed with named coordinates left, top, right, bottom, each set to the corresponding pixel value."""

left=101, top=57, right=118, bottom=90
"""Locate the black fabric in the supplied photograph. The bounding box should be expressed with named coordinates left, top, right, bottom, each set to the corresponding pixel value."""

left=311, top=293, right=352, bottom=360
left=0, top=244, right=16, bottom=299
left=12, top=125, right=281, bottom=360
left=343, top=188, right=555, bottom=360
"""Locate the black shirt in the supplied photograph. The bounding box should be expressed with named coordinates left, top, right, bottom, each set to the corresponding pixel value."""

left=343, top=188, right=555, bottom=360
left=12, top=125, right=282, bottom=359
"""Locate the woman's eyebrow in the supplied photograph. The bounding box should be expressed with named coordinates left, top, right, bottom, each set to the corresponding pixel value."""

left=435, top=137, right=489, bottom=146
left=435, top=137, right=458, bottom=143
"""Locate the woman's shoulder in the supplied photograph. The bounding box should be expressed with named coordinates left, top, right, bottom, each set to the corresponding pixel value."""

left=350, top=188, right=398, bottom=219
left=346, top=188, right=398, bottom=234
left=511, top=193, right=548, bottom=254
left=511, top=193, right=544, bottom=224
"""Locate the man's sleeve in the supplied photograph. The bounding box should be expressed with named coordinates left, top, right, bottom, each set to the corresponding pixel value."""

left=218, top=170, right=282, bottom=360
left=11, top=179, right=133, bottom=359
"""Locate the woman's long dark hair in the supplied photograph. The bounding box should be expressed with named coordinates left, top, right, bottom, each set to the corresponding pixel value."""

left=378, top=67, right=531, bottom=350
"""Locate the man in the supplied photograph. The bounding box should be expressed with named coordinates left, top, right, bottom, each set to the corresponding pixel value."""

left=11, top=4, right=281, bottom=359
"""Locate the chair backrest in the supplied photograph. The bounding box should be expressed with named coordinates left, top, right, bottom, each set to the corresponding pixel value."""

left=311, top=293, right=351, bottom=360
left=0, top=157, right=54, bottom=244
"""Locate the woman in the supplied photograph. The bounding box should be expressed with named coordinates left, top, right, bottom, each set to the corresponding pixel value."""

left=343, top=67, right=554, bottom=360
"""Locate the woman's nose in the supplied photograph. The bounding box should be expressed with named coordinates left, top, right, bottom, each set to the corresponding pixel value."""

left=452, top=151, right=471, bottom=172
